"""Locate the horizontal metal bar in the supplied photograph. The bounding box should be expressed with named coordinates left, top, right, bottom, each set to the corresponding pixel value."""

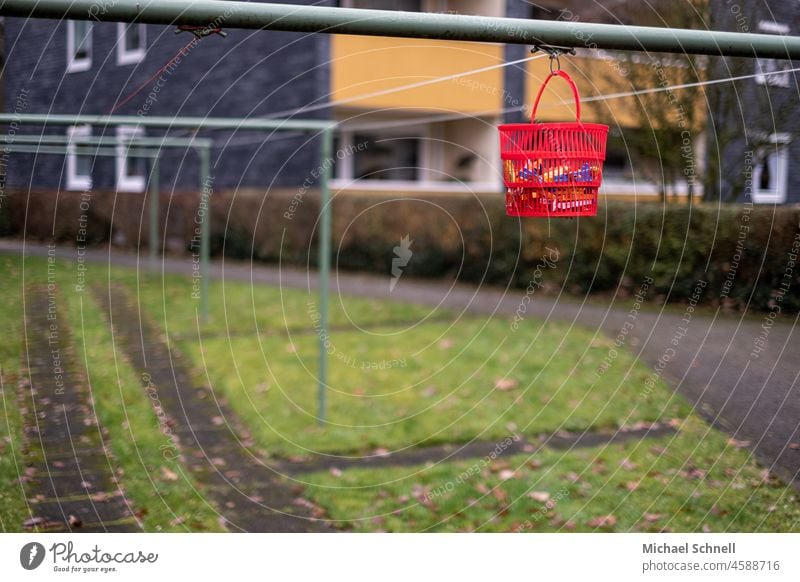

left=0, top=112, right=334, bottom=131
left=1, top=0, right=798, bottom=59
left=1, top=134, right=212, bottom=147
left=3, top=144, right=162, bottom=157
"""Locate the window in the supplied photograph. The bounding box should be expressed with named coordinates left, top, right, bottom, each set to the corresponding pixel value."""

left=752, top=134, right=790, bottom=204
left=335, top=131, right=421, bottom=183
left=116, top=127, right=147, bottom=192
left=66, top=20, right=92, bottom=73
left=755, top=58, right=791, bottom=88
left=755, top=21, right=791, bottom=88
left=117, top=23, right=146, bottom=65
left=66, top=125, right=92, bottom=191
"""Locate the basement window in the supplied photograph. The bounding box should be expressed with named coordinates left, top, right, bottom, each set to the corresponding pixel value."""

left=116, top=127, right=147, bottom=192
left=66, top=125, right=92, bottom=191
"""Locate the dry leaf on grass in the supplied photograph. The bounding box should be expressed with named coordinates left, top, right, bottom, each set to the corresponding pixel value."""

left=493, top=378, right=518, bottom=391
left=588, top=515, right=617, bottom=528
left=161, top=466, right=179, bottom=481
left=529, top=491, right=550, bottom=503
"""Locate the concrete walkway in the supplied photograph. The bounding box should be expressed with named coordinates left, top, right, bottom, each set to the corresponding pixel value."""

left=3, top=240, right=799, bottom=489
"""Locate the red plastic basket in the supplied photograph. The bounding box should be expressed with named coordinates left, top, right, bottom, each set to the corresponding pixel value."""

left=498, top=70, right=608, bottom=217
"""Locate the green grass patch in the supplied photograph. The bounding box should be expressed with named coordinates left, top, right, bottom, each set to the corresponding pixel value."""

left=65, top=292, right=224, bottom=531
left=304, top=417, right=800, bottom=532
left=110, top=267, right=436, bottom=339
left=0, top=255, right=222, bottom=532
left=0, top=254, right=32, bottom=530
left=175, top=318, right=690, bottom=456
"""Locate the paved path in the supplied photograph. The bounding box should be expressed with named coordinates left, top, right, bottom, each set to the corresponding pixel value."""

left=278, top=424, right=676, bottom=475
left=20, top=286, right=140, bottom=532
left=91, top=283, right=329, bottom=532
left=3, top=241, right=799, bottom=489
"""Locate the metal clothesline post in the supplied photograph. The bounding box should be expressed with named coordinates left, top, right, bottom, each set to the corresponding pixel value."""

left=2, top=0, right=800, bottom=59
left=316, top=127, right=333, bottom=426
left=149, top=156, right=160, bottom=275
left=198, top=144, right=211, bottom=324
left=0, top=115, right=336, bottom=425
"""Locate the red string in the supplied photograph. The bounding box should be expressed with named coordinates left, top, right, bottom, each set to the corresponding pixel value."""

left=110, top=37, right=200, bottom=115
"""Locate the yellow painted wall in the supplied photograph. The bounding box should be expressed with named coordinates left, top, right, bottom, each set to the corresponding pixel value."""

left=331, top=35, right=504, bottom=113
left=525, top=56, right=639, bottom=126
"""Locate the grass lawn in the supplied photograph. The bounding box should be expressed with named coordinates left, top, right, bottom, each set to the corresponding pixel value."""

left=0, top=251, right=798, bottom=532
left=303, top=416, right=800, bottom=532
left=0, top=255, right=222, bottom=531
left=179, top=321, right=689, bottom=457
left=0, top=254, right=32, bottom=531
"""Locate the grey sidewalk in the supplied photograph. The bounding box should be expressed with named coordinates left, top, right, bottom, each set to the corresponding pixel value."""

left=3, top=239, right=798, bottom=489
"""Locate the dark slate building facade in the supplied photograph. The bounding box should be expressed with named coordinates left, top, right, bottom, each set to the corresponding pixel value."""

left=707, top=1, right=800, bottom=204
left=2, top=0, right=331, bottom=195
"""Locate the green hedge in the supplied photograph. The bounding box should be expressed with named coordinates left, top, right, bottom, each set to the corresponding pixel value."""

left=5, top=189, right=799, bottom=312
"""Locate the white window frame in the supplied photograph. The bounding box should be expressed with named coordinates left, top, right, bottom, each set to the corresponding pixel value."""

left=116, top=22, right=146, bottom=65
left=758, top=20, right=789, bottom=35
left=66, top=125, right=92, bottom=191
left=116, top=126, right=147, bottom=192
left=753, top=133, right=790, bottom=204
left=66, top=20, right=92, bottom=73
left=755, top=58, right=791, bottom=88
left=333, top=126, right=428, bottom=189
left=755, top=21, right=791, bottom=88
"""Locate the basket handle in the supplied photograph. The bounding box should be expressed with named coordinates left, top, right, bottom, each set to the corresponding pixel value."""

left=531, top=69, right=581, bottom=123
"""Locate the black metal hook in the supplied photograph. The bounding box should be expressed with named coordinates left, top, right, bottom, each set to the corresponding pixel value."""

left=175, top=24, right=228, bottom=39
left=531, top=44, right=576, bottom=73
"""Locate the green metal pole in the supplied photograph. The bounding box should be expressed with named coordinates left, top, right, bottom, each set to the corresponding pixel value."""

left=317, top=128, right=333, bottom=426
left=4, top=0, right=800, bottom=59
left=149, top=157, right=159, bottom=275
left=0, top=113, right=333, bottom=132
left=199, top=145, right=211, bottom=324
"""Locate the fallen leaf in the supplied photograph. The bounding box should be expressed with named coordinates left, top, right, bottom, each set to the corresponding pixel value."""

left=789, top=443, right=800, bottom=450
left=80, top=481, right=93, bottom=489
left=492, top=488, right=508, bottom=503
left=588, top=515, right=617, bottom=528
left=498, top=469, right=516, bottom=481
left=330, top=467, right=342, bottom=477
left=23, top=517, right=47, bottom=529
left=373, top=448, right=391, bottom=457
left=211, top=416, right=225, bottom=426
left=421, top=386, right=437, bottom=397
left=644, top=513, right=663, bottom=522
left=728, top=438, right=751, bottom=448
left=529, top=491, right=551, bottom=503
left=620, top=458, right=637, bottom=470
left=161, top=467, right=179, bottom=481
left=438, top=339, right=454, bottom=349
left=68, top=514, right=82, bottom=527
left=494, top=378, right=518, bottom=391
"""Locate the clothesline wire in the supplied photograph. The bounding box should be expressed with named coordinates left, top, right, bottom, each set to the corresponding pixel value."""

left=215, top=62, right=799, bottom=149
